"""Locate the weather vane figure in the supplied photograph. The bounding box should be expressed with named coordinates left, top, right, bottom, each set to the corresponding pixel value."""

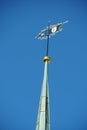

left=36, top=20, right=68, bottom=56
left=35, top=20, right=68, bottom=130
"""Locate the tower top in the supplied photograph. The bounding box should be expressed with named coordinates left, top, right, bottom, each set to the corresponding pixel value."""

left=36, top=20, right=68, bottom=57
left=35, top=20, right=68, bottom=130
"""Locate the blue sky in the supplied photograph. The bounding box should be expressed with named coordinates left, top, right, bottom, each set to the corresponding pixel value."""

left=0, top=0, right=87, bottom=129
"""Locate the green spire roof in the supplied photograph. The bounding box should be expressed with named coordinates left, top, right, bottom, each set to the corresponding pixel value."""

left=36, top=57, right=50, bottom=130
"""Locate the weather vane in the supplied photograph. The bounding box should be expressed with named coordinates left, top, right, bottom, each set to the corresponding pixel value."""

left=36, top=20, right=68, bottom=56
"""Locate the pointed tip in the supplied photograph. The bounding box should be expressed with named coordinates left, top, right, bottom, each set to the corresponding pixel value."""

left=48, top=20, right=51, bottom=27
left=63, top=20, right=69, bottom=24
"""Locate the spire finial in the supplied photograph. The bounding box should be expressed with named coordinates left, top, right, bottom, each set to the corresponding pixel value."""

left=35, top=20, right=68, bottom=60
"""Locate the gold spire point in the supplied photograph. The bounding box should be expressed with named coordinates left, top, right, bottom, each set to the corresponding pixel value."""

left=43, top=56, right=51, bottom=63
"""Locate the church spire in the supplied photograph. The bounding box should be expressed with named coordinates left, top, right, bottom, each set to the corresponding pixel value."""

left=36, top=20, right=68, bottom=130
left=36, top=56, right=50, bottom=130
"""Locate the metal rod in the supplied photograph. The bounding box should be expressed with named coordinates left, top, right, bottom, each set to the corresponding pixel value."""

left=46, top=35, right=49, bottom=56
left=46, top=21, right=50, bottom=56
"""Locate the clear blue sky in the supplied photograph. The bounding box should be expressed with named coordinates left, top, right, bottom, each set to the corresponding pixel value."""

left=0, top=0, right=87, bottom=129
